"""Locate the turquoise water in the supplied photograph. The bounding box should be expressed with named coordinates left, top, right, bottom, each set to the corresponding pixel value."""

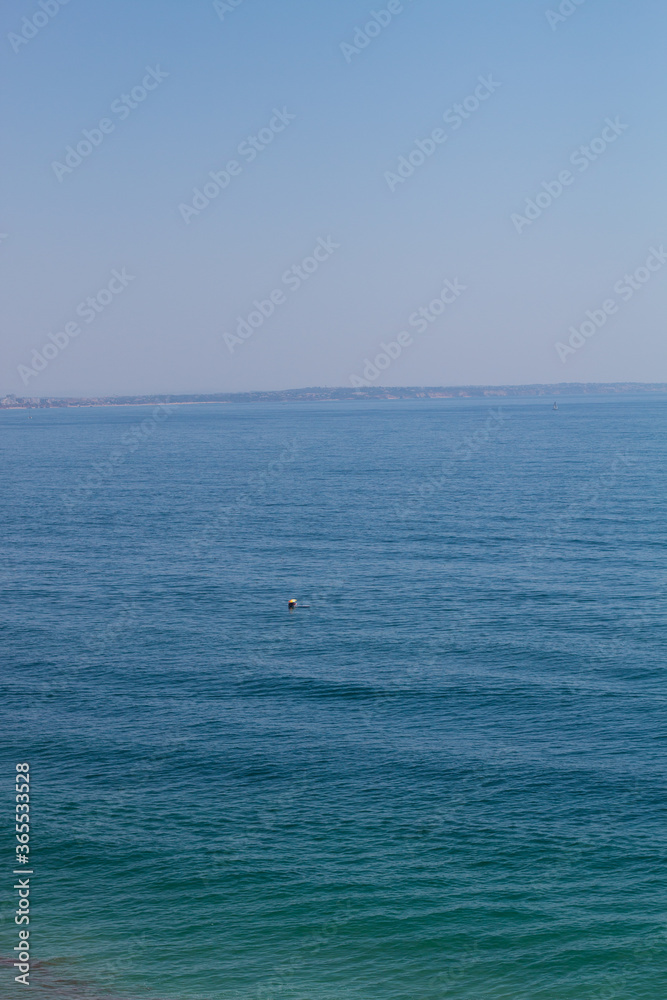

left=2, top=398, right=666, bottom=999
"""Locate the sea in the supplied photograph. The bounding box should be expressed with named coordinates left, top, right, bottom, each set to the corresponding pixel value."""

left=1, top=396, right=666, bottom=1000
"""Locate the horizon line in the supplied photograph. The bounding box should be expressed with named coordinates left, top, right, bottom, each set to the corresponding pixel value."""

left=3, top=380, right=667, bottom=408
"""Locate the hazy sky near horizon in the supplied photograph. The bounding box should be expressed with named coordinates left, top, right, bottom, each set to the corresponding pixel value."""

left=2, top=0, right=667, bottom=396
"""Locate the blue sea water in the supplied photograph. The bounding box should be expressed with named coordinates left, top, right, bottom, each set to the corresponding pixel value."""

left=1, top=397, right=666, bottom=1000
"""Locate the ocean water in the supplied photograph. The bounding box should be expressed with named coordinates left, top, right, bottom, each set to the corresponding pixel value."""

left=1, top=397, right=666, bottom=1000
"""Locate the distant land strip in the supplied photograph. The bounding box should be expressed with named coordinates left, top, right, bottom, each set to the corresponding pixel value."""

left=2, top=383, right=667, bottom=409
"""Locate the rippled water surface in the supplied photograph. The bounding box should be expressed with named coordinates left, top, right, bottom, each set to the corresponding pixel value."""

left=2, top=398, right=666, bottom=999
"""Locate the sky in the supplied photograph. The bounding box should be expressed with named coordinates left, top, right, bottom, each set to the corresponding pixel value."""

left=2, top=0, right=667, bottom=396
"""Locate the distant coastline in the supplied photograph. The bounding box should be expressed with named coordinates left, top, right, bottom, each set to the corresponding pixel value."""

left=2, top=382, right=667, bottom=409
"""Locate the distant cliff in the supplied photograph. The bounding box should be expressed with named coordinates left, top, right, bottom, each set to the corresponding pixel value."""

left=2, top=383, right=667, bottom=409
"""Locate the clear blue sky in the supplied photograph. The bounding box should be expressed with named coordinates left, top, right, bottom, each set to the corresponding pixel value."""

left=2, top=0, right=666, bottom=395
